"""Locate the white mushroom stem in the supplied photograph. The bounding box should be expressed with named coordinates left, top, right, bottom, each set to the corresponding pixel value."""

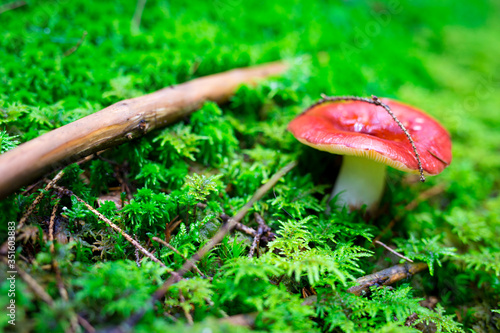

left=330, top=155, right=386, bottom=213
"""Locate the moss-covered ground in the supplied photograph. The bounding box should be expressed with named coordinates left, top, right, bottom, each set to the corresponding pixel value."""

left=0, top=0, right=499, bottom=332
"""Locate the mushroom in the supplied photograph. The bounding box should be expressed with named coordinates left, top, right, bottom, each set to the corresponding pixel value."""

left=288, top=96, right=452, bottom=213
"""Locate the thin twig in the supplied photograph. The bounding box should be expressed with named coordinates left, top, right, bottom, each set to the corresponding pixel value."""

left=18, top=170, right=65, bottom=229
left=302, top=262, right=429, bottom=306
left=248, top=227, right=262, bottom=258
left=111, top=160, right=298, bottom=333
left=131, top=0, right=147, bottom=32
left=165, top=216, right=182, bottom=243
left=179, top=291, right=194, bottom=325
left=346, top=262, right=428, bottom=296
left=0, top=0, right=26, bottom=15
left=219, top=313, right=257, bottom=328
left=313, top=94, right=426, bottom=182
left=78, top=316, right=96, bottom=333
left=248, top=213, right=270, bottom=258
left=134, top=235, right=141, bottom=268
left=48, top=195, right=61, bottom=253
left=63, top=31, right=88, bottom=57
left=152, top=237, right=205, bottom=278
left=374, top=240, right=413, bottom=263
left=234, top=221, right=257, bottom=237
left=54, top=185, right=165, bottom=267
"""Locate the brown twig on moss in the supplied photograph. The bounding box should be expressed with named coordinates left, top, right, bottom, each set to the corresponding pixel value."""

left=346, top=262, right=428, bottom=296
left=302, top=262, right=429, bottom=307
left=374, top=240, right=414, bottom=263
left=248, top=213, right=272, bottom=258
left=234, top=214, right=275, bottom=245
left=134, top=234, right=141, bottom=268
left=152, top=236, right=205, bottom=278
left=220, top=313, right=257, bottom=328
left=0, top=0, right=26, bottom=15
left=234, top=221, right=258, bottom=237
left=110, top=160, right=298, bottom=333
left=18, top=170, right=65, bottom=229
left=248, top=227, right=262, bottom=258
left=165, top=216, right=182, bottom=243
left=63, top=31, right=88, bottom=57
left=131, top=0, right=148, bottom=32
left=53, top=185, right=165, bottom=267
left=178, top=290, right=194, bottom=325
left=0, top=61, right=288, bottom=199
left=48, top=193, right=62, bottom=254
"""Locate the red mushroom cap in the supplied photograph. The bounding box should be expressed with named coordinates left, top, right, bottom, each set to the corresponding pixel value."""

left=288, top=98, right=452, bottom=175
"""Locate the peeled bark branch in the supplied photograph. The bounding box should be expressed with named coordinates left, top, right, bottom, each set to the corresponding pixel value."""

left=0, top=61, right=287, bottom=199
left=346, top=262, right=428, bottom=296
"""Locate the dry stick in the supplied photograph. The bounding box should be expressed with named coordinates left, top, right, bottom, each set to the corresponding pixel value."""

left=234, top=221, right=257, bottom=237
left=314, top=94, right=426, bottom=182
left=248, top=213, right=271, bottom=258
left=54, top=186, right=165, bottom=267
left=179, top=291, right=194, bottom=325
left=301, top=262, right=429, bottom=307
left=0, top=61, right=287, bottom=199
left=48, top=196, right=61, bottom=253
left=131, top=0, right=147, bottom=32
left=134, top=235, right=141, bottom=268
left=220, top=313, right=257, bottom=328
left=78, top=316, right=96, bottom=333
left=18, top=170, right=65, bottom=229
left=374, top=240, right=413, bottom=263
left=248, top=227, right=262, bottom=258
left=112, top=161, right=298, bottom=333
left=63, top=31, right=88, bottom=57
left=152, top=236, right=205, bottom=278
left=0, top=0, right=26, bottom=14
left=346, top=262, right=428, bottom=296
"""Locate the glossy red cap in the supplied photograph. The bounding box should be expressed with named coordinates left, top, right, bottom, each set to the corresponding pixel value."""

left=288, top=98, right=452, bottom=175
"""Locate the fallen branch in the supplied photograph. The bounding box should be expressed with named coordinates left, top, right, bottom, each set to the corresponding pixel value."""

left=0, top=61, right=288, bottom=199
left=302, top=262, right=429, bottom=306
left=346, top=262, right=428, bottom=296
left=131, top=0, right=147, bottom=32
left=63, top=30, right=88, bottom=57
left=108, top=160, right=297, bottom=333
left=152, top=236, right=205, bottom=278
left=0, top=0, right=26, bottom=15
left=248, top=213, right=272, bottom=258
